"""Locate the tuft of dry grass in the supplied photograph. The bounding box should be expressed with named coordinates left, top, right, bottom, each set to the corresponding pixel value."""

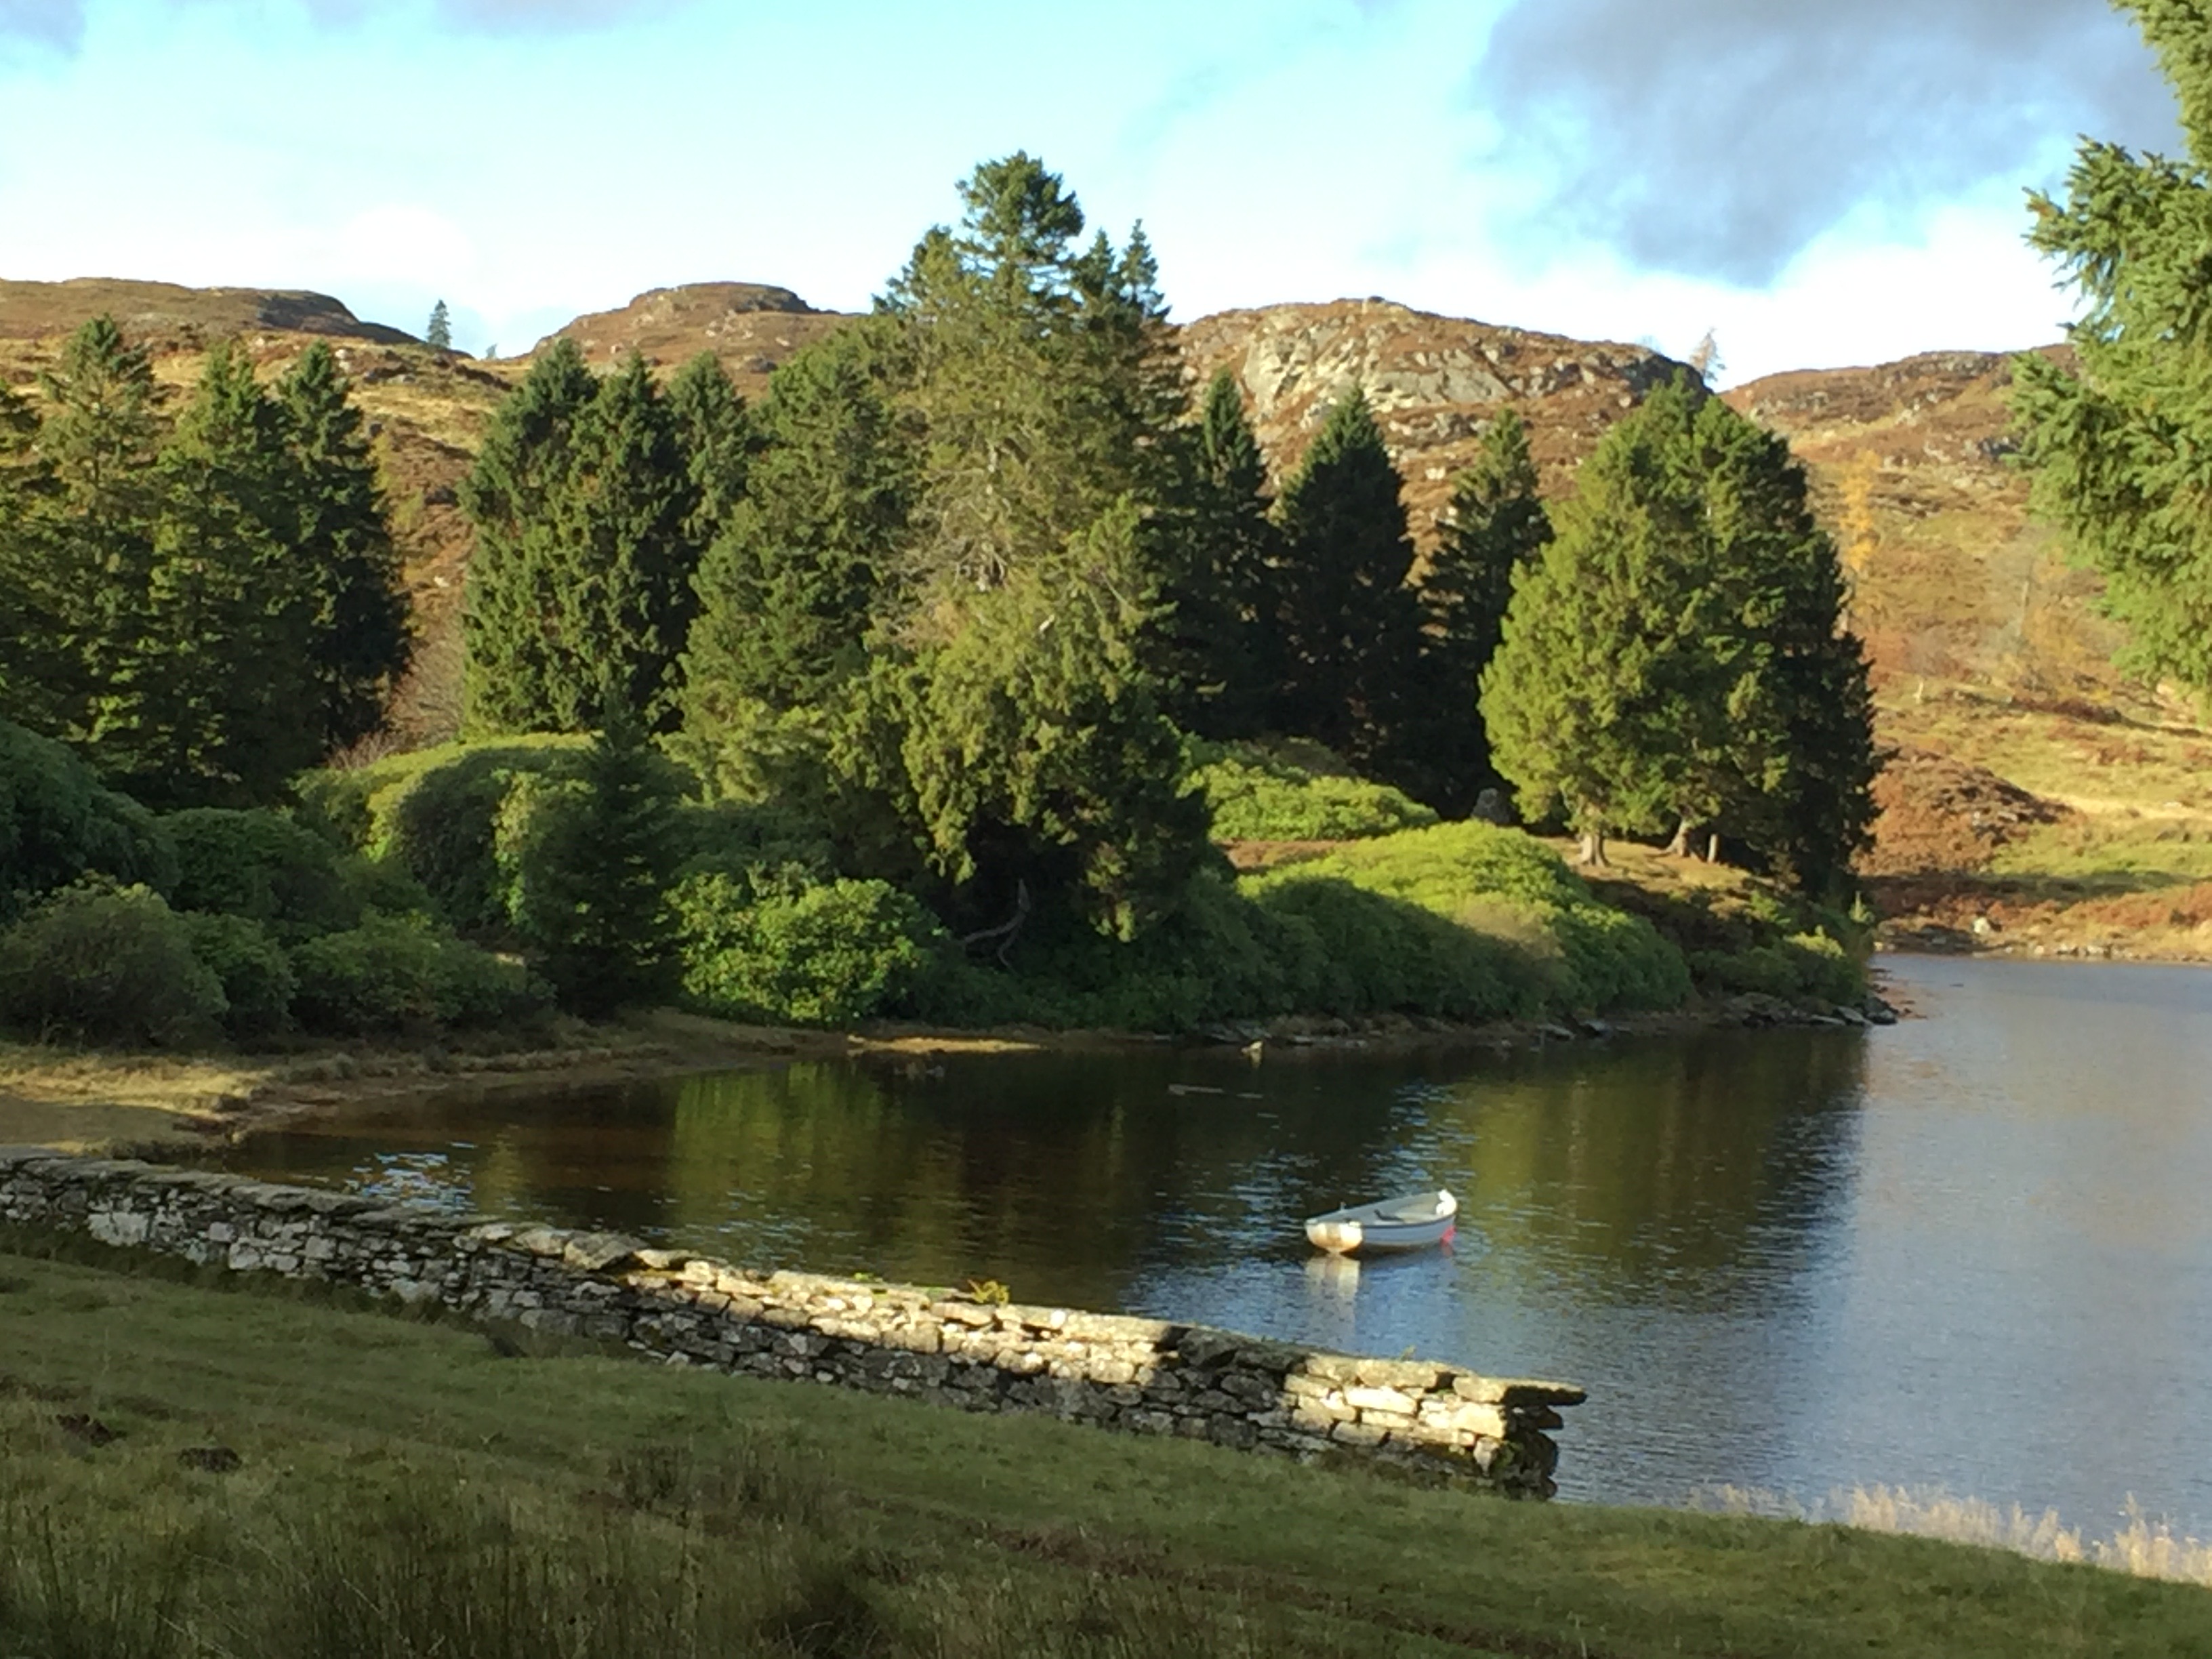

left=1702, top=1484, right=2212, bottom=1589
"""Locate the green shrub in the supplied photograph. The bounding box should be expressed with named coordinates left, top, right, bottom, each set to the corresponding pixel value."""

left=289, top=914, right=546, bottom=1035
left=163, top=808, right=361, bottom=941
left=676, top=873, right=939, bottom=1027
left=1188, top=740, right=1437, bottom=842
left=1689, top=930, right=1864, bottom=1004
left=0, top=720, right=175, bottom=921
left=0, top=884, right=224, bottom=1046
left=296, top=737, right=597, bottom=930
left=182, top=912, right=297, bottom=1040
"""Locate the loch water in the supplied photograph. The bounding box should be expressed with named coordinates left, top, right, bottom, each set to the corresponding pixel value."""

left=222, top=954, right=2212, bottom=1536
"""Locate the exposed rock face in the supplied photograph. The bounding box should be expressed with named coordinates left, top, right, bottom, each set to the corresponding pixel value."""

left=0, top=1147, right=1582, bottom=1496
left=0, top=277, right=417, bottom=346
left=529, top=281, right=852, bottom=397
left=1181, top=298, right=1694, bottom=544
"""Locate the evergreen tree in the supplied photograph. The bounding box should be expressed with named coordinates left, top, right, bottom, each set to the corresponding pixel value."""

left=667, top=350, right=752, bottom=548
left=0, top=382, right=61, bottom=733
left=32, top=317, right=163, bottom=739
left=1481, top=378, right=1876, bottom=886
left=685, top=329, right=909, bottom=722
left=1394, top=409, right=1551, bottom=815
left=426, top=300, right=453, bottom=352
left=1157, top=368, right=1278, bottom=739
left=94, top=344, right=319, bottom=806
left=463, top=342, right=703, bottom=734
left=2012, top=0, right=2212, bottom=697
left=278, top=342, right=411, bottom=753
left=1269, top=389, right=1425, bottom=769
left=506, top=693, right=685, bottom=1016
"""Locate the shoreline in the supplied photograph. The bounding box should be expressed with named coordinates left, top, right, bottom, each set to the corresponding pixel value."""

left=1, top=989, right=1896, bottom=1155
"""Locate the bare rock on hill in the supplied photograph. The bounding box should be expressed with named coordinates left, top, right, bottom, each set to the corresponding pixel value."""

left=1181, top=298, right=1692, bottom=549
left=529, top=282, right=852, bottom=397
left=0, top=277, right=417, bottom=347
left=1860, top=745, right=2074, bottom=876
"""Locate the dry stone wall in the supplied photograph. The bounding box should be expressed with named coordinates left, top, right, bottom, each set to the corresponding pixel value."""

left=0, top=1147, right=1582, bottom=1496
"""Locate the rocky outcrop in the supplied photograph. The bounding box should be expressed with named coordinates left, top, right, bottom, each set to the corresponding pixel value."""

left=0, top=277, right=418, bottom=346
left=529, top=282, right=852, bottom=395
left=0, top=1148, right=1582, bottom=1496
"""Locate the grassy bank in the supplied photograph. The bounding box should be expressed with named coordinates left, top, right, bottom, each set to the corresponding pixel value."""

left=2, top=1244, right=2207, bottom=1658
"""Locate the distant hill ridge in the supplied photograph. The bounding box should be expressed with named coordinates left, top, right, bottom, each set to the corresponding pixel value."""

left=0, top=277, right=418, bottom=347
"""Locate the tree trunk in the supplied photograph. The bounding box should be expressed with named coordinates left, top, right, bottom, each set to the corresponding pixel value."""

left=1663, top=817, right=1694, bottom=857
left=1706, top=832, right=1723, bottom=864
left=1576, top=827, right=1610, bottom=867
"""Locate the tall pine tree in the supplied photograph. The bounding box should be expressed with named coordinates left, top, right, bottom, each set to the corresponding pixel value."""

left=667, top=350, right=752, bottom=549
left=1269, top=389, right=1425, bottom=771
left=1393, top=409, right=1552, bottom=815
left=278, top=342, right=411, bottom=754
left=0, top=381, right=61, bottom=734
left=463, top=342, right=705, bottom=734
left=2012, top=0, right=2212, bottom=698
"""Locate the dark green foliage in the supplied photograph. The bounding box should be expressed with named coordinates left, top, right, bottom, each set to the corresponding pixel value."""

left=0, top=381, right=64, bottom=735
left=1187, top=739, right=1437, bottom=842
left=0, top=884, right=225, bottom=1046
left=2012, top=2, right=2212, bottom=698
left=0, top=719, right=173, bottom=921
left=426, top=300, right=452, bottom=351
left=88, top=344, right=322, bottom=807
left=162, top=808, right=358, bottom=943
left=277, top=343, right=412, bottom=753
left=289, top=914, right=544, bottom=1035
left=1482, top=379, right=1876, bottom=890
left=665, top=350, right=753, bottom=547
left=180, top=911, right=297, bottom=1040
left=684, top=329, right=907, bottom=722
left=498, top=701, right=687, bottom=1016
left=1395, top=410, right=1551, bottom=815
left=674, top=872, right=939, bottom=1026
left=1267, top=390, right=1425, bottom=771
left=462, top=346, right=704, bottom=735
left=1160, top=369, right=1279, bottom=738
left=1687, top=933, right=1860, bottom=1004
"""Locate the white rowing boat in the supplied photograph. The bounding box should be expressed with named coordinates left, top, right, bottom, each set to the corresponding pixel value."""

left=1303, top=1189, right=1456, bottom=1254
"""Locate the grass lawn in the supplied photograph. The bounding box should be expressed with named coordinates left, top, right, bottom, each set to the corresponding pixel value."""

left=3, top=1245, right=2207, bottom=1657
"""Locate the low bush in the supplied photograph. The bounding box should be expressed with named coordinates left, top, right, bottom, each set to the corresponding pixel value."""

left=676, top=873, right=939, bottom=1027
left=0, top=884, right=225, bottom=1046
left=1188, top=740, right=1437, bottom=842
left=163, top=808, right=359, bottom=942
left=180, top=912, right=297, bottom=1041
left=0, top=720, right=175, bottom=921
left=288, top=914, right=546, bottom=1036
left=1689, top=930, right=1863, bottom=1004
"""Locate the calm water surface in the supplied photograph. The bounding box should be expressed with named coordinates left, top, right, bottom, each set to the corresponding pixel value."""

left=224, top=954, right=2212, bottom=1533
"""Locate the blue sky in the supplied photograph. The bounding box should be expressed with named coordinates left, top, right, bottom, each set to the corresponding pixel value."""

left=0, top=0, right=2177, bottom=386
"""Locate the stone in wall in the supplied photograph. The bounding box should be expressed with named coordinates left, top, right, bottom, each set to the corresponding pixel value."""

left=0, top=1149, right=1582, bottom=1496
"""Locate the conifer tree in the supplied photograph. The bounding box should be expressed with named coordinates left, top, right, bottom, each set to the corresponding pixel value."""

left=0, top=382, right=61, bottom=733
left=1158, top=368, right=1278, bottom=739
left=426, top=300, right=453, bottom=352
left=33, top=317, right=163, bottom=739
left=667, top=350, right=752, bottom=548
left=94, top=344, right=319, bottom=806
left=1269, top=389, right=1425, bottom=769
left=1481, top=378, right=1875, bottom=886
left=685, top=329, right=908, bottom=723
left=1394, top=409, right=1551, bottom=814
left=2012, top=0, right=2212, bottom=697
left=278, top=342, right=411, bottom=752
left=506, top=692, right=685, bottom=1016
left=464, top=342, right=704, bottom=735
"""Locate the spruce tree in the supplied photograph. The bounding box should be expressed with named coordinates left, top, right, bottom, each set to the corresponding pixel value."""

left=94, top=344, right=319, bottom=806
left=1158, top=368, right=1278, bottom=739
left=0, top=382, right=61, bottom=734
left=278, top=342, right=411, bottom=752
left=667, top=350, right=752, bottom=549
left=1395, top=409, right=1551, bottom=815
left=1269, top=389, right=1425, bottom=770
left=34, top=317, right=163, bottom=739
left=426, top=300, right=453, bottom=352
left=2012, top=1, right=2212, bottom=697
left=506, top=693, right=684, bottom=1016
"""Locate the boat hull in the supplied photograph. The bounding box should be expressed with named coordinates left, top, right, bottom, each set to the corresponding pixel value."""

left=1303, top=1189, right=1457, bottom=1254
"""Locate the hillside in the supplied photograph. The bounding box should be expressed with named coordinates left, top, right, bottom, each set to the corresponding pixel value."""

left=4, top=274, right=2208, bottom=955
